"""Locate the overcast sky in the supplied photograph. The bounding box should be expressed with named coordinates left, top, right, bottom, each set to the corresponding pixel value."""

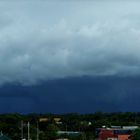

left=0, top=0, right=140, bottom=85
left=0, top=0, right=140, bottom=113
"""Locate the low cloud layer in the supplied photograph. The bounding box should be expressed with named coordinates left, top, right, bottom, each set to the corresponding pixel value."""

left=0, top=76, right=140, bottom=113
left=1, top=1, right=140, bottom=85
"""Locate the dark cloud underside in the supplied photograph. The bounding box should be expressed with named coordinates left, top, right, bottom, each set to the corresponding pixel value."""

left=0, top=76, right=140, bottom=113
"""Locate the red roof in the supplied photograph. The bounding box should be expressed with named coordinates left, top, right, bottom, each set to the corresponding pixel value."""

left=118, top=134, right=130, bottom=140
left=98, top=129, right=131, bottom=140
left=99, top=129, right=117, bottom=140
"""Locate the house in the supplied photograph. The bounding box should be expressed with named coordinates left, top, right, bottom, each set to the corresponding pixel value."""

left=117, top=134, right=130, bottom=140
left=39, top=117, right=49, bottom=122
left=56, top=138, right=68, bottom=140
left=57, top=131, right=81, bottom=136
left=98, top=129, right=117, bottom=140
left=54, top=118, right=63, bottom=124
left=98, top=128, right=131, bottom=140
left=54, top=118, right=61, bottom=122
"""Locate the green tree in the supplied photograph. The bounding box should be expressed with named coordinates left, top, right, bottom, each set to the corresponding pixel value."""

left=45, top=124, right=58, bottom=140
left=131, top=128, right=140, bottom=140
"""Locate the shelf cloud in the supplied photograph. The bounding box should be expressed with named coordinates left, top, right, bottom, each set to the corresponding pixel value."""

left=0, top=0, right=140, bottom=85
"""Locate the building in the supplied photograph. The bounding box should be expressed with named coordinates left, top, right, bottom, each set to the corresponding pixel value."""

left=39, top=117, right=49, bottom=122
left=54, top=118, right=63, bottom=124
left=117, top=134, right=130, bottom=140
left=57, top=131, right=81, bottom=135
left=98, top=128, right=132, bottom=140
left=98, top=129, right=117, bottom=140
left=56, top=138, right=68, bottom=140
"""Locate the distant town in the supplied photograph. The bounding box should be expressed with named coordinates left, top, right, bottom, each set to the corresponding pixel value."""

left=0, top=112, right=140, bottom=140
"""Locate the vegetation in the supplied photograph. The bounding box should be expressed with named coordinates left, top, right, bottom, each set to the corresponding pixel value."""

left=131, top=128, right=140, bottom=140
left=0, top=112, right=139, bottom=139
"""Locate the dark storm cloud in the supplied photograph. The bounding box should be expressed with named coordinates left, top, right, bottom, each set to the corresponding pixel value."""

left=0, top=1, right=140, bottom=85
left=1, top=76, right=140, bottom=113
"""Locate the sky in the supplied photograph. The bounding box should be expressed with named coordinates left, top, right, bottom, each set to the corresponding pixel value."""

left=0, top=0, right=140, bottom=113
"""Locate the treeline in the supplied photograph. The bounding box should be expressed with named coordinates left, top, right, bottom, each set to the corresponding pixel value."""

left=0, top=112, right=140, bottom=139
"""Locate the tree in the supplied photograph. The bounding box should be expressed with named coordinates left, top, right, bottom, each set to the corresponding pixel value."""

left=131, top=128, right=140, bottom=140
left=45, top=124, right=58, bottom=140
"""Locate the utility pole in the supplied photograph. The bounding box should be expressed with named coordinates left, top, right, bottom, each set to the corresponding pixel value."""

left=36, top=121, right=39, bottom=140
left=27, top=121, right=30, bottom=140
left=21, top=120, right=24, bottom=140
